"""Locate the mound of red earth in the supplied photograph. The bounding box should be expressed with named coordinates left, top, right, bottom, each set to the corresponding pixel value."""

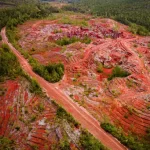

left=18, top=17, right=150, bottom=136
left=0, top=79, right=81, bottom=149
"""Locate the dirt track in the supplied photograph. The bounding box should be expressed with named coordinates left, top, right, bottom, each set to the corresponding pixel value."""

left=1, top=27, right=127, bottom=150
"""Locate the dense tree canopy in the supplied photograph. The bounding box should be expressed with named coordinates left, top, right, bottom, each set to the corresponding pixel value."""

left=0, top=44, right=22, bottom=80
left=64, top=0, right=150, bottom=35
left=0, top=2, right=59, bottom=30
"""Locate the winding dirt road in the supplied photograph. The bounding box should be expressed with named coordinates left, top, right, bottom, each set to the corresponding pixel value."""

left=1, top=27, right=126, bottom=150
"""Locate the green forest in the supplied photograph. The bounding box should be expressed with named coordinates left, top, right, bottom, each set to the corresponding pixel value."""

left=0, top=0, right=59, bottom=30
left=63, top=0, right=150, bottom=35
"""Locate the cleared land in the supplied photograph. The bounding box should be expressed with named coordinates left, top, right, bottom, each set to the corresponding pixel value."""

left=17, top=13, right=150, bottom=137
left=1, top=26, right=126, bottom=150
left=2, top=12, right=150, bottom=149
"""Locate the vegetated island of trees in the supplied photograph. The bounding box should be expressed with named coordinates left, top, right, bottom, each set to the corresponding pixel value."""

left=31, top=59, right=65, bottom=83
left=63, top=0, right=150, bottom=36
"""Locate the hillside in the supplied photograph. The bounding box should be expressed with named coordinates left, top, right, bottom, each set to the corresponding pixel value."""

left=64, top=0, right=150, bottom=35
left=12, top=11, right=150, bottom=149
left=0, top=36, right=107, bottom=150
left=0, top=0, right=38, bottom=4
left=0, top=1, right=150, bottom=150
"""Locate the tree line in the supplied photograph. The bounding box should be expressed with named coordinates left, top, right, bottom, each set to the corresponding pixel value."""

left=63, top=0, right=150, bottom=36
left=0, top=1, right=59, bottom=30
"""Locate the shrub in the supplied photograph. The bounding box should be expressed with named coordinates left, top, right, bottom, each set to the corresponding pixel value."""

left=33, top=62, right=64, bottom=83
left=29, top=79, right=42, bottom=95
left=101, top=122, right=150, bottom=150
left=59, top=139, right=70, bottom=150
left=56, top=36, right=79, bottom=46
left=81, top=36, right=91, bottom=44
left=97, top=63, right=103, bottom=73
left=30, top=145, right=39, bottom=150
left=30, top=115, right=36, bottom=122
left=0, top=136, right=15, bottom=150
left=56, top=36, right=91, bottom=46
left=1, top=43, right=10, bottom=52
left=129, top=23, right=150, bottom=36
left=108, top=66, right=130, bottom=80
left=0, top=44, right=22, bottom=79
left=79, top=130, right=108, bottom=150
left=0, top=3, right=59, bottom=31
left=37, top=103, right=44, bottom=112
left=56, top=106, right=79, bottom=127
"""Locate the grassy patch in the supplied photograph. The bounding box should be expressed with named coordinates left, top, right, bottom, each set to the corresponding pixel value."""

left=59, top=15, right=88, bottom=27
left=56, top=36, right=91, bottom=46
left=108, top=66, right=130, bottom=80
left=96, top=62, right=103, bottom=73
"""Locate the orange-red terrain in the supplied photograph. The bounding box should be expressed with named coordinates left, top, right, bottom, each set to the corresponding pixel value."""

left=17, top=14, right=150, bottom=137
left=0, top=78, right=84, bottom=149
left=1, top=12, right=150, bottom=150
left=1, top=27, right=126, bottom=150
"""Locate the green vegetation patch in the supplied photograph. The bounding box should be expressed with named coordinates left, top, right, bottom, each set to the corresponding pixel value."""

left=31, top=58, right=64, bottom=83
left=146, top=127, right=150, bottom=140
left=0, top=2, right=59, bottom=30
left=56, top=36, right=91, bottom=46
left=56, top=106, right=79, bottom=127
left=55, top=103, right=108, bottom=150
left=59, top=15, right=88, bottom=27
left=101, top=122, right=150, bottom=150
left=70, top=0, right=150, bottom=36
left=79, top=130, right=108, bottom=150
left=129, top=23, right=149, bottom=36
left=59, top=138, right=70, bottom=150
left=96, top=62, right=103, bottom=73
left=0, top=136, right=15, bottom=150
left=108, top=66, right=130, bottom=80
left=0, top=43, right=42, bottom=95
left=0, top=44, right=22, bottom=80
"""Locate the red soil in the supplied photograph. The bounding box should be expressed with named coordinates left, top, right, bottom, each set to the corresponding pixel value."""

left=1, top=27, right=126, bottom=150
left=2, top=15, right=150, bottom=149
left=1, top=78, right=68, bottom=149
left=17, top=17, right=150, bottom=137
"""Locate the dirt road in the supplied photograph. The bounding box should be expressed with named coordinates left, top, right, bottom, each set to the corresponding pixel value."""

left=1, top=27, right=126, bottom=150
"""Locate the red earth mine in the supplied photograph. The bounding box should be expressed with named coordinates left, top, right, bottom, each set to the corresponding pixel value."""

left=1, top=13, right=150, bottom=150
left=17, top=15, right=150, bottom=137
